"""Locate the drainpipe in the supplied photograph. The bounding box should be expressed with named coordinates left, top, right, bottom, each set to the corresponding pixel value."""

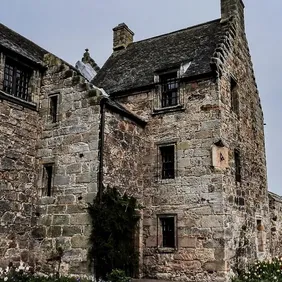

left=97, top=98, right=106, bottom=203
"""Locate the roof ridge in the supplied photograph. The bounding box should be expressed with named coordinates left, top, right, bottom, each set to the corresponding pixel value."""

left=132, top=18, right=221, bottom=45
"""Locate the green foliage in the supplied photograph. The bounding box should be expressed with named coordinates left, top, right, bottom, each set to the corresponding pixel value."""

left=88, top=187, right=139, bottom=280
left=106, top=269, right=130, bottom=282
left=232, top=257, right=282, bottom=282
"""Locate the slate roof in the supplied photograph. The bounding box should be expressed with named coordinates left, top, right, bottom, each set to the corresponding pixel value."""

left=269, top=192, right=282, bottom=203
left=93, top=19, right=224, bottom=95
left=0, top=23, right=48, bottom=65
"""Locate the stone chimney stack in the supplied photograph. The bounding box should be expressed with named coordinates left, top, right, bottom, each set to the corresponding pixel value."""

left=113, top=23, right=134, bottom=51
left=221, top=0, right=245, bottom=29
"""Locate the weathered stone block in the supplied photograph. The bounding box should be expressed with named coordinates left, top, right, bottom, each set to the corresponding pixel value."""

left=54, top=175, right=70, bottom=186
left=53, top=215, right=70, bottom=225
left=62, top=226, right=82, bottom=237
left=57, top=195, right=76, bottom=205
left=71, top=235, right=88, bottom=248
left=69, top=213, right=90, bottom=225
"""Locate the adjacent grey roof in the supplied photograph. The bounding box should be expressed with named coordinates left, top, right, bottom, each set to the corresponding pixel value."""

left=269, top=191, right=282, bottom=203
left=0, top=23, right=48, bottom=65
left=93, top=19, right=224, bottom=95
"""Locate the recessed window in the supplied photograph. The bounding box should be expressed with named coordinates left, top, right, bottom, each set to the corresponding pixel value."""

left=230, top=77, right=239, bottom=115
left=160, top=72, right=178, bottom=108
left=256, top=219, right=265, bottom=252
left=49, top=95, right=58, bottom=123
left=234, top=149, right=241, bottom=183
left=158, top=215, right=176, bottom=248
left=43, top=164, right=54, bottom=196
left=160, top=145, right=175, bottom=179
left=3, top=58, right=31, bottom=101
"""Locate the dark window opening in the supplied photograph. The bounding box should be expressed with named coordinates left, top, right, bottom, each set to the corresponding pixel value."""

left=230, top=77, right=239, bottom=114
left=160, top=145, right=175, bottom=179
left=160, top=72, right=178, bottom=108
left=43, top=164, right=53, bottom=196
left=160, top=217, right=175, bottom=248
left=3, top=58, right=31, bottom=101
left=234, top=149, right=241, bottom=182
left=49, top=95, right=58, bottom=123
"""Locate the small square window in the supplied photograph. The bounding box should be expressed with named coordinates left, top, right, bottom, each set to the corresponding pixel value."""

left=158, top=215, right=176, bottom=249
left=160, top=72, right=178, bottom=108
left=43, top=164, right=54, bottom=196
left=160, top=145, right=175, bottom=179
left=3, top=58, right=32, bottom=101
left=234, top=149, right=241, bottom=182
left=49, top=95, right=58, bottom=123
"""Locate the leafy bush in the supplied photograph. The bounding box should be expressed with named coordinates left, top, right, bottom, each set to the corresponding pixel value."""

left=88, top=187, right=139, bottom=280
left=232, top=257, right=282, bottom=282
left=106, top=269, right=130, bottom=282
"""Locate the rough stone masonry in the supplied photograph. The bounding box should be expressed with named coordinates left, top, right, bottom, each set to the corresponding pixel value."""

left=0, top=0, right=281, bottom=281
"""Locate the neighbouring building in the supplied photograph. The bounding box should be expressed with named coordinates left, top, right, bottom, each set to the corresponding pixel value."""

left=0, top=0, right=281, bottom=281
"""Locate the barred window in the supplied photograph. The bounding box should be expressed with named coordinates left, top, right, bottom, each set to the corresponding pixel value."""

left=230, top=77, right=239, bottom=115
left=43, top=164, right=54, bottom=196
left=160, top=145, right=175, bottom=179
left=234, top=149, right=241, bottom=182
left=158, top=215, right=176, bottom=248
left=3, top=58, right=31, bottom=101
left=49, top=95, right=58, bottom=123
left=160, top=72, right=178, bottom=108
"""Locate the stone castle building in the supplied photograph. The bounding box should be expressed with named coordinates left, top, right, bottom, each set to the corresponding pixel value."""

left=0, top=0, right=281, bottom=281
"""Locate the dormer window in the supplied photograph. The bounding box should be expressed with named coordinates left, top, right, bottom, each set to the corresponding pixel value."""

left=3, top=58, right=31, bottom=102
left=160, top=72, right=178, bottom=108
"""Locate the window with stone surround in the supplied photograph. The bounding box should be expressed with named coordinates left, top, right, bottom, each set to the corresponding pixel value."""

left=157, top=215, right=177, bottom=249
left=49, top=94, right=58, bottom=123
left=160, top=72, right=178, bottom=108
left=43, top=164, right=54, bottom=196
left=160, top=145, right=175, bottom=179
left=3, top=58, right=32, bottom=101
left=256, top=219, right=265, bottom=252
left=234, top=149, right=241, bottom=183
left=230, top=76, right=239, bottom=115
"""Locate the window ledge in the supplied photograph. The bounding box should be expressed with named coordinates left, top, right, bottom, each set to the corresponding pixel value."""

left=0, top=90, right=37, bottom=110
left=156, top=177, right=177, bottom=184
left=152, top=104, right=185, bottom=115
left=157, top=247, right=177, bottom=253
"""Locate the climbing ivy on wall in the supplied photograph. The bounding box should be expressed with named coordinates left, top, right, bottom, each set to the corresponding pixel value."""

left=88, top=187, right=139, bottom=280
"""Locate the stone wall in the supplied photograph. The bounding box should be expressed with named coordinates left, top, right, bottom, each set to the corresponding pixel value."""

left=33, top=54, right=101, bottom=274
left=215, top=14, right=269, bottom=274
left=269, top=193, right=282, bottom=257
left=115, top=77, right=228, bottom=282
left=0, top=52, right=41, bottom=267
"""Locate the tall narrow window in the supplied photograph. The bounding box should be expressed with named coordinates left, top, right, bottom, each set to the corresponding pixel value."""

left=256, top=219, right=265, bottom=252
left=230, top=77, right=239, bottom=115
left=49, top=95, right=58, bottom=123
left=43, top=164, right=54, bottom=196
left=159, top=216, right=176, bottom=248
left=160, top=72, right=178, bottom=108
left=234, top=149, right=241, bottom=182
left=160, top=145, right=175, bottom=179
left=3, top=58, right=31, bottom=101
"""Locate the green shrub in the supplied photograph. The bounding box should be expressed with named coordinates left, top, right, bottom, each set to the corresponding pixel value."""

left=232, top=257, right=282, bottom=282
left=88, top=187, right=139, bottom=280
left=106, top=269, right=130, bottom=282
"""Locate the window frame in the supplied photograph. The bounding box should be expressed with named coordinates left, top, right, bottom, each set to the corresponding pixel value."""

left=160, top=72, right=179, bottom=108
left=49, top=94, right=59, bottom=123
left=3, top=57, right=32, bottom=102
left=159, top=144, right=175, bottom=180
left=157, top=214, right=177, bottom=251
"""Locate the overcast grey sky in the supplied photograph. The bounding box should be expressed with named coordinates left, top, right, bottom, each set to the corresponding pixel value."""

left=0, top=0, right=281, bottom=195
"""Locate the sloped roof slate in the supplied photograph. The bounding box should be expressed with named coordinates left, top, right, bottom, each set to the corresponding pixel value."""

left=0, top=23, right=48, bottom=65
left=93, top=19, right=224, bottom=95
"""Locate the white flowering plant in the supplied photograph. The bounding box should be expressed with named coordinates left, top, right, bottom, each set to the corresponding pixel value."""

left=232, top=257, right=282, bottom=282
left=0, top=262, right=91, bottom=282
